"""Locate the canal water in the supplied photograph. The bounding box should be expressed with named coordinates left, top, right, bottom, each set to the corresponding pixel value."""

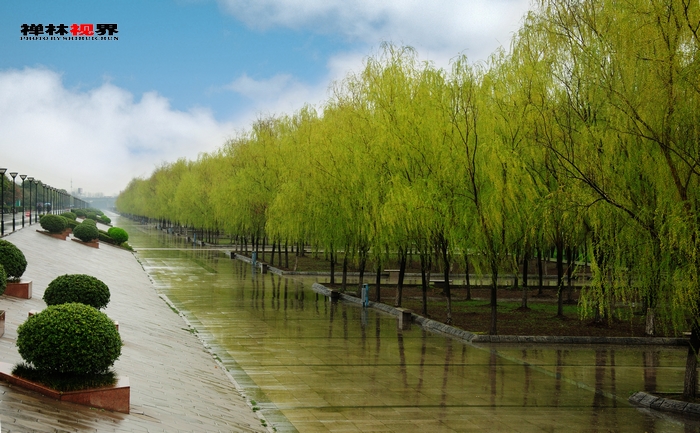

left=119, top=216, right=700, bottom=432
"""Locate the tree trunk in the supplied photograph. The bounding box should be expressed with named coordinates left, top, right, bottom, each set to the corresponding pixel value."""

left=521, top=250, right=529, bottom=309
left=395, top=248, right=407, bottom=307
left=375, top=263, right=381, bottom=303
left=285, top=241, right=289, bottom=268
left=489, top=259, right=498, bottom=335
left=645, top=308, right=655, bottom=337
left=683, top=325, right=700, bottom=399
left=420, top=252, right=429, bottom=316
left=270, top=240, right=276, bottom=266
left=341, top=253, right=348, bottom=292
left=358, top=249, right=367, bottom=292
left=566, top=246, right=574, bottom=303
left=464, top=253, right=472, bottom=300
left=330, top=248, right=336, bottom=285
left=557, top=240, right=564, bottom=317
left=537, top=247, right=544, bottom=296
left=440, top=238, right=452, bottom=325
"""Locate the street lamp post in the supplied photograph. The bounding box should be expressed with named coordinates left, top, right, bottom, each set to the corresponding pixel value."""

left=41, top=184, right=46, bottom=216
left=0, top=168, right=6, bottom=235
left=10, top=172, right=17, bottom=231
left=27, top=177, right=34, bottom=225
left=20, top=174, right=26, bottom=227
left=34, top=180, right=39, bottom=223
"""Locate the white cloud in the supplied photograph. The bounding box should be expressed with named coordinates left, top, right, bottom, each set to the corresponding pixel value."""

left=217, top=0, right=533, bottom=65
left=223, top=72, right=329, bottom=121
left=0, top=68, right=236, bottom=197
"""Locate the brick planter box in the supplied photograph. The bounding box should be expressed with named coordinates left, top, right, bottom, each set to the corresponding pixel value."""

left=36, top=230, right=67, bottom=240
left=0, top=362, right=130, bottom=413
left=5, top=280, right=32, bottom=299
left=71, top=238, right=99, bottom=249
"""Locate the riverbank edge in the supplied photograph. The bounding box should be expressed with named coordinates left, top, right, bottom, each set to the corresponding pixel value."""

left=227, top=252, right=689, bottom=346
left=308, top=282, right=687, bottom=346
left=629, top=391, right=700, bottom=417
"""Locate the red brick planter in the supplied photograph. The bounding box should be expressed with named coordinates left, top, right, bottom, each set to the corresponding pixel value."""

left=0, top=362, right=130, bottom=413
left=36, top=230, right=67, bottom=240
left=5, top=280, right=32, bottom=299
left=71, top=238, right=99, bottom=248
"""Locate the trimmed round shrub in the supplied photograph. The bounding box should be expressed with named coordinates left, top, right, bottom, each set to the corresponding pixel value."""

left=73, top=222, right=99, bottom=242
left=40, top=214, right=67, bottom=234
left=43, top=274, right=110, bottom=310
left=82, top=218, right=97, bottom=226
left=60, top=211, right=76, bottom=220
left=107, top=227, right=128, bottom=244
left=0, top=264, right=6, bottom=296
left=0, top=239, right=27, bottom=280
left=74, top=209, right=86, bottom=218
left=17, top=303, right=122, bottom=374
left=99, top=215, right=111, bottom=225
left=86, top=212, right=97, bottom=221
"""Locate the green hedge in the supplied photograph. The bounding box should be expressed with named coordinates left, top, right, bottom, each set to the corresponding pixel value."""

left=98, top=231, right=114, bottom=244
left=63, top=217, right=78, bottom=229
left=0, top=239, right=27, bottom=280
left=0, top=264, right=6, bottom=296
left=73, top=222, right=99, bottom=242
left=107, top=227, right=129, bottom=244
left=43, top=274, right=110, bottom=310
left=40, top=214, right=66, bottom=234
left=17, top=303, right=122, bottom=374
left=60, top=211, right=77, bottom=220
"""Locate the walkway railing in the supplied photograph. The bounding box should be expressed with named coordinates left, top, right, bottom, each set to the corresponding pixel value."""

left=0, top=167, right=88, bottom=237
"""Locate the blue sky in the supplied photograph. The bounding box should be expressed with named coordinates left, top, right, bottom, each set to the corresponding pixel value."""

left=0, top=0, right=532, bottom=196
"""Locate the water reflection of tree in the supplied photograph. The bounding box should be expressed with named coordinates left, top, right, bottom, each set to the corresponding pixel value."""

left=642, top=351, right=659, bottom=394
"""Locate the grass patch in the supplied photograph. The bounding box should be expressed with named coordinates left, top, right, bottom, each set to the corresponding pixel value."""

left=12, top=363, right=117, bottom=392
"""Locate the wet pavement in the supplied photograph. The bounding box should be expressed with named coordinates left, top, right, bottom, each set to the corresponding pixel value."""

left=124, top=218, right=700, bottom=433
left=0, top=220, right=266, bottom=432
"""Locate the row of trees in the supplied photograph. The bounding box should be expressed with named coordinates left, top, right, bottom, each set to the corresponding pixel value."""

left=118, top=0, right=700, bottom=396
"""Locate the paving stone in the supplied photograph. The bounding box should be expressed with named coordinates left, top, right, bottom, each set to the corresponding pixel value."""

left=660, top=399, right=688, bottom=413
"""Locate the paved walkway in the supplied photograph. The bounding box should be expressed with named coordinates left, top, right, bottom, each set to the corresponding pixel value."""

left=0, top=225, right=267, bottom=432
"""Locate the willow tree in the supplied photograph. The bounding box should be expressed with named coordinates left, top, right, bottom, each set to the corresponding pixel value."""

left=447, top=56, right=512, bottom=335
left=359, top=44, right=470, bottom=319
left=525, top=0, right=700, bottom=397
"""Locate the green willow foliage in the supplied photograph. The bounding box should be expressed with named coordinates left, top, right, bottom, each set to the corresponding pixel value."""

left=117, top=0, right=700, bottom=336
